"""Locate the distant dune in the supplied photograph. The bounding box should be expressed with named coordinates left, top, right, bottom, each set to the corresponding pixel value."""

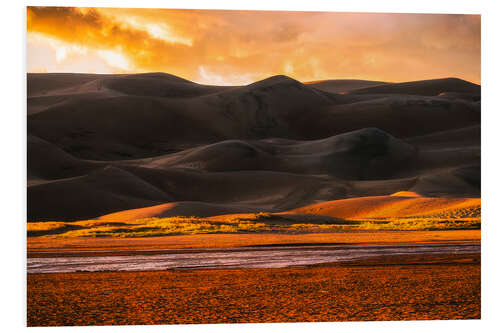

left=286, top=195, right=480, bottom=219
left=302, top=95, right=479, bottom=138
left=346, top=78, right=480, bottom=97
left=305, top=79, right=388, bottom=93
left=126, top=128, right=417, bottom=179
left=27, top=134, right=98, bottom=182
left=27, top=73, right=480, bottom=221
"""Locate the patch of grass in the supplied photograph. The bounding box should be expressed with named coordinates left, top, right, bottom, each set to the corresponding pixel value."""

left=356, top=217, right=481, bottom=231
left=27, top=215, right=481, bottom=238
left=254, top=212, right=274, bottom=220
left=27, top=222, right=84, bottom=236
left=28, top=222, right=68, bottom=232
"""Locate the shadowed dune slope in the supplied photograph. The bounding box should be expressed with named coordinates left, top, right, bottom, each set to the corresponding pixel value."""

left=347, top=78, right=480, bottom=97
left=27, top=165, right=350, bottom=221
left=28, top=94, right=225, bottom=160
left=27, top=135, right=99, bottom=183
left=27, top=72, right=232, bottom=98
left=305, top=79, right=388, bottom=93
left=287, top=195, right=480, bottom=219
left=27, top=73, right=106, bottom=97
left=99, top=201, right=262, bottom=221
left=28, top=162, right=479, bottom=221
left=409, top=166, right=481, bottom=197
left=130, top=128, right=417, bottom=179
left=28, top=74, right=480, bottom=159
left=405, top=125, right=480, bottom=149
left=27, top=166, right=173, bottom=221
left=27, top=75, right=335, bottom=159
left=27, top=73, right=481, bottom=221
left=300, top=96, right=480, bottom=138
left=112, top=166, right=349, bottom=211
left=100, top=72, right=235, bottom=97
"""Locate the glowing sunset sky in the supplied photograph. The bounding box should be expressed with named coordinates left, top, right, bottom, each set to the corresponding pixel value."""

left=26, top=7, right=481, bottom=85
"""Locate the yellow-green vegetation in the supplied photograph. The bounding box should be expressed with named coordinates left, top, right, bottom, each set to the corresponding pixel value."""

left=27, top=212, right=481, bottom=238
left=355, top=217, right=481, bottom=231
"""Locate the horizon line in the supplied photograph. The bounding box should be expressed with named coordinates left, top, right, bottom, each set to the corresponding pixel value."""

left=25, top=71, right=481, bottom=86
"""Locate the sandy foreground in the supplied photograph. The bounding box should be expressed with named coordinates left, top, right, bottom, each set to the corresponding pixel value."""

left=27, top=230, right=480, bottom=326
left=27, top=253, right=480, bottom=326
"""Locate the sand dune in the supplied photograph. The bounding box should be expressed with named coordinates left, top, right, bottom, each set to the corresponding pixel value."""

left=347, top=78, right=480, bottom=97
left=27, top=73, right=106, bottom=97
left=27, top=73, right=481, bottom=221
left=112, top=166, right=351, bottom=212
left=28, top=161, right=479, bottom=221
left=27, top=135, right=99, bottom=183
left=301, top=96, right=480, bottom=139
left=409, top=166, right=480, bottom=197
left=27, top=164, right=350, bottom=221
left=27, top=166, right=173, bottom=221
left=28, top=74, right=479, bottom=158
left=390, top=191, right=422, bottom=197
left=27, top=72, right=232, bottom=98
left=100, top=72, right=234, bottom=98
left=287, top=195, right=480, bottom=219
left=28, top=91, right=127, bottom=116
left=94, top=192, right=480, bottom=222
left=305, top=79, right=388, bottom=93
left=99, top=201, right=262, bottom=221
left=129, top=128, right=417, bottom=179
left=405, top=125, right=480, bottom=149
left=27, top=75, right=334, bottom=159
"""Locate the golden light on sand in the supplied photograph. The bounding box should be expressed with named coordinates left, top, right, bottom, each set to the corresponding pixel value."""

left=27, top=7, right=481, bottom=85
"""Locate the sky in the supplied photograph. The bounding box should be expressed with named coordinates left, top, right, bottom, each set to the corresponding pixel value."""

left=26, top=7, right=481, bottom=85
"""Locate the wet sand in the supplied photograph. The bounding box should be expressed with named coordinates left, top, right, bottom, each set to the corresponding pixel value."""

left=27, top=253, right=480, bottom=326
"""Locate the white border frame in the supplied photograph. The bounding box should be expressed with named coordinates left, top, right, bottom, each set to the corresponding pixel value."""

left=4, top=0, right=498, bottom=332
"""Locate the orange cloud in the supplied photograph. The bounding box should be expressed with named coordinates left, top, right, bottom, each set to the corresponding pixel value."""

left=26, top=7, right=481, bottom=85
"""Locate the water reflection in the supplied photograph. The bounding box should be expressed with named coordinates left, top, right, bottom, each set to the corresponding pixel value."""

left=27, top=243, right=480, bottom=273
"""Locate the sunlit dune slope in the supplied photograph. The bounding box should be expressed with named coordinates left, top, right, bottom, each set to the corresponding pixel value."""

left=287, top=195, right=480, bottom=219
left=95, top=194, right=480, bottom=223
